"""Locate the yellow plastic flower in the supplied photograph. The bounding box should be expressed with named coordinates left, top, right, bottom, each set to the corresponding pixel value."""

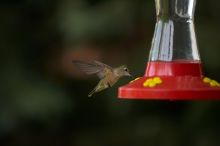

left=210, top=80, right=220, bottom=87
left=203, top=77, right=220, bottom=87
left=130, top=77, right=142, bottom=83
left=203, top=77, right=211, bottom=83
left=153, top=77, right=163, bottom=84
left=143, top=77, right=163, bottom=88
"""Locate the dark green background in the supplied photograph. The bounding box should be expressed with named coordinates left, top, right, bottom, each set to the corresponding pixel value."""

left=1, top=0, right=220, bottom=146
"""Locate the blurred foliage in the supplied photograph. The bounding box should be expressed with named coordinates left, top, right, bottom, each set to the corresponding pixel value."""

left=0, top=0, right=220, bottom=146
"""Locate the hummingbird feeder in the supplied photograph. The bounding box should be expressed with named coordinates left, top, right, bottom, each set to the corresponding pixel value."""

left=118, top=0, right=220, bottom=100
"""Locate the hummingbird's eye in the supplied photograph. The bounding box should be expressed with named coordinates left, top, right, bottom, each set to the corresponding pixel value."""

left=124, top=68, right=128, bottom=72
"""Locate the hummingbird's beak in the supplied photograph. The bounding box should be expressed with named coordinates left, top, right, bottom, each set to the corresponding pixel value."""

left=127, top=72, right=132, bottom=77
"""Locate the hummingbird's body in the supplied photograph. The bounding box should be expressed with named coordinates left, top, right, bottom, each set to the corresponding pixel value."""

left=72, top=60, right=131, bottom=97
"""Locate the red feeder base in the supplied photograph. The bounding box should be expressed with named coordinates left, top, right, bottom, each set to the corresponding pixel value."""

left=118, top=61, right=220, bottom=100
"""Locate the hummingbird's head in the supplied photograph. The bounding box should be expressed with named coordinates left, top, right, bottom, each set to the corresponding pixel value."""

left=114, top=65, right=132, bottom=77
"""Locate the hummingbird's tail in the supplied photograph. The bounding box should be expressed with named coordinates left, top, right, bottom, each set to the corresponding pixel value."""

left=88, top=80, right=108, bottom=97
left=88, top=88, right=96, bottom=97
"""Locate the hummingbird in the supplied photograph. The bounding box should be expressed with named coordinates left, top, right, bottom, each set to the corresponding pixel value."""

left=72, top=60, right=132, bottom=97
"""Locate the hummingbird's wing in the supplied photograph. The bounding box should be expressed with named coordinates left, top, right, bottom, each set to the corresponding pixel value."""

left=72, top=60, right=113, bottom=79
